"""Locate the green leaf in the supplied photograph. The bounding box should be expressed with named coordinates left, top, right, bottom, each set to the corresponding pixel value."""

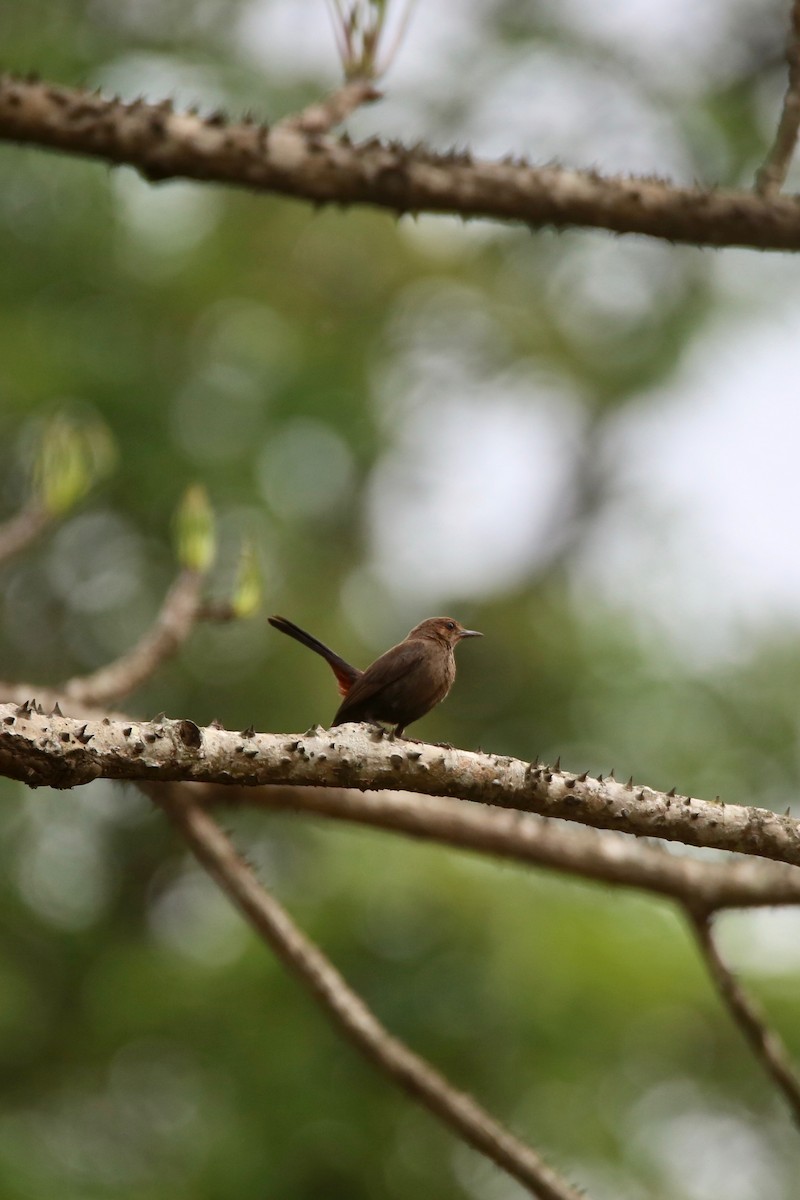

left=231, top=538, right=262, bottom=618
left=173, top=484, right=216, bottom=572
left=33, top=412, right=115, bottom=515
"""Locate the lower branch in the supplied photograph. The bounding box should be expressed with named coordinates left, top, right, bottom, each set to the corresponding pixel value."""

left=208, top=782, right=800, bottom=911
left=687, top=909, right=800, bottom=1128
left=152, top=783, right=584, bottom=1200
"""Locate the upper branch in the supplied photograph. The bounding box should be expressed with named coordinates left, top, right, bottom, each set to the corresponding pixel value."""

left=2, top=708, right=800, bottom=874
left=4, top=75, right=800, bottom=252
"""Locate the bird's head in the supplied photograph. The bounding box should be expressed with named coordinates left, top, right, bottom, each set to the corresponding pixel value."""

left=407, top=617, right=483, bottom=648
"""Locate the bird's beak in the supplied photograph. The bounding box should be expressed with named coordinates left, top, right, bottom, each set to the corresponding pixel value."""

left=459, top=629, right=483, bottom=639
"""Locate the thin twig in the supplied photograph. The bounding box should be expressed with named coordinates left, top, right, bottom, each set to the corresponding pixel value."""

left=276, top=79, right=381, bottom=135
left=153, top=784, right=584, bottom=1200
left=378, top=0, right=418, bottom=78
left=7, top=75, right=800, bottom=251
left=687, top=909, right=800, bottom=1128
left=61, top=568, right=205, bottom=706
left=0, top=501, right=50, bottom=566
left=0, top=573, right=234, bottom=713
left=756, top=1, right=800, bottom=195
left=327, top=0, right=416, bottom=81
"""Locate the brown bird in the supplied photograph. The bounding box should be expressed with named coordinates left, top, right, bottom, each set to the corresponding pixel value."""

left=268, top=614, right=482, bottom=737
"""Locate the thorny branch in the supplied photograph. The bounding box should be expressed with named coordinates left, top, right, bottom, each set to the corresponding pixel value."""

left=152, top=785, right=584, bottom=1200
left=5, top=75, right=800, bottom=253
left=687, top=909, right=800, bottom=1128
left=3, top=706, right=800, bottom=889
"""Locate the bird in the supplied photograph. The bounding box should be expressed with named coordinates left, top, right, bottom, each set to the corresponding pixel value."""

left=268, top=614, right=482, bottom=737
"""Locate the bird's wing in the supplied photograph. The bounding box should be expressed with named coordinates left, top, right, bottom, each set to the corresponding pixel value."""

left=332, top=641, right=423, bottom=722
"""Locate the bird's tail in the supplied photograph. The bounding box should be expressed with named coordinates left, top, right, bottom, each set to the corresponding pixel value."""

left=268, top=615, right=361, bottom=696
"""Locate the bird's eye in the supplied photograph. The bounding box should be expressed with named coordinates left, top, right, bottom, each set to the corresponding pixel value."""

left=446, top=620, right=455, bottom=630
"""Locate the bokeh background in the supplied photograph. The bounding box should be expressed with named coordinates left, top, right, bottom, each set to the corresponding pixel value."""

left=3, top=2, right=800, bottom=1197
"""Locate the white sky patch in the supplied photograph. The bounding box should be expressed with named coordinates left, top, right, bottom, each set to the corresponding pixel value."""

left=573, top=294, right=800, bottom=659
left=367, top=379, right=584, bottom=604
left=539, top=0, right=779, bottom=96
left=368, top=250, right=800, bottom=662
left=717, top=909, right=800, bottom=977
left=96, top=53, right=229, bottom=111
left=466, top=48, right=692, bottom=178
left=628, top=1079, right=786, bottom=1200
left=234, top=0, right=347, bottom=82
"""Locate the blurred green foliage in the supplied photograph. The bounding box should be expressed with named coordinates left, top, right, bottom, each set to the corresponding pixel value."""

left=2, top=2, right=800, bottom=1198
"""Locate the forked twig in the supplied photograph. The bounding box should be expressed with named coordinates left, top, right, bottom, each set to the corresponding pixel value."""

left=327, top=0, right=415, bottom=81
left=153, top=783, right=584, bottom=1200
left=276, top=79, right=381, bottom=135
left=687, top=908, right=800, bottom=1128
left=0, top=569, right=209, bottom=715
left=756, top=0, right=800, bottom=194
left=61, top=567, right=206, bottom=706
